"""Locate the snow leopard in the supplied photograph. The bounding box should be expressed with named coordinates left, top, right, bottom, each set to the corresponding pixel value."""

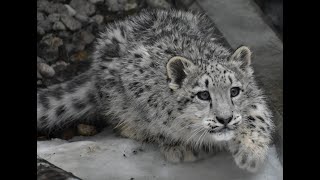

left=37, top=9, right=274, bottom=172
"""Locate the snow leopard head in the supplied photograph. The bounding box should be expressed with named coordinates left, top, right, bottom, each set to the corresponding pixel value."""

left=167, top=46, right=257, bottom=142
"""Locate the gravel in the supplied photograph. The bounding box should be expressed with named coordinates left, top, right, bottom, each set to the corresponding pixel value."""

left=70, top=0, right=96, bottom=16
left=37, top=0, right=50, bottom=12
left=92, top=14, right=104, bottom=24
left=37, top=20, right=52, bottom=33
left=38, top=34, right=63, bottom=62
left=37, top=71, right=43, bottom=79
left=47, top=13, right=61, bottom=23
left=60, top=15, right=82, bottom=31
left=105, top=0, right=138, bottom=12
left=146, top=0, right=172, bottom=9
left=64, top=4, right=77, bottom=16
left=37, top=56, right=45, bottom=63
left=38, top=1, right=68, bottom=15
left=79, top=30, right=95, bottom=44
left=37, top=27, right=46, bottom=35
left=38, top=62, right=56, bottom=77
left=37, top=0, right=184, bottom=89
left=37, top=12, right=45, bottom=21
left=52, top=21, right=66, bottom=31
left=89, top=0, right=104, bottom=4
left=52, top=61, right=69, bottom=72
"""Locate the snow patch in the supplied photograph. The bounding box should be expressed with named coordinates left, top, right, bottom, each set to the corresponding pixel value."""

left=37, top=128, right=283, bottom=180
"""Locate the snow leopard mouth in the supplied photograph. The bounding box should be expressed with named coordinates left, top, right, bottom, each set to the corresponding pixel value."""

left=208, top=126, right=233, bottom=134
left=209, top=128, right=235, bottom=141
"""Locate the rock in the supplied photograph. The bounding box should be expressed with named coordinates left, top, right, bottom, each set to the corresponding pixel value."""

left=37, top=26, right=45, bottom=35
left=58, top=31, right=71, bottom=38
left=65, top=43, right=76, bottom=54
left=61, top=128, right=76, bottom=140
left=37, top=12, right=45, bottom=21
left=54, top=0, right=68, bottom=2
left=46, top=3, right=68, bottom=14
left=79, top=30, right=95, bottom=44
left=105, top=0, right=138, bottom=11
left=174, top=0, right=194, bottom=7
left=77, top=124, right=97, bottom=136
left=104, top=14, right=117, bottom=22
left=124, top=0, right=138, bottom=11
left=89, top=0, right=104, bottom=4
left=37, top=56, right=45, bottom=63
left=64, top=4, right=77, bottom=16
left=38, top=34, right=63, bottom=62
left=74, top=44, right=86, bottom=52
left=41, top=34, right=64, bottom=48
left=38, top=63, right=56, bottom=77
left=74, top=14, right=92, bottom=23
left=146, top=0, right=171, bottom=9
left=70, top=51, right=88, bottom=62
left=37, top=0, right=50, bottom=12
left=38, top=1, right=68, bottom=15
left=52, top=21, right=66, bottom=31
left=52, top=61, right=69, bottom=72
left=61, top=15, right=82, bottom=31
left=53, top=3, right=69, bottom=14
left=85, top=23, right=104, bottom=35
left=47, top=13, right=61, bottom=23
left=92, top=14, right=104, bottom=24
left=70, top=0, right=96, bottom=16
left=37, top=80, right=43, bottom=85
left=36, top=12, right=49, bottom=34
left=37, top=71, right=43, bottom=79
left=38, top=20, right=52, bottom=32
left=70, top=30, right=95, bottom=52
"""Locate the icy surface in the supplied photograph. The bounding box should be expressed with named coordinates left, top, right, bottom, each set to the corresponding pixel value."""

left=37, top=128, right=283, bottom=180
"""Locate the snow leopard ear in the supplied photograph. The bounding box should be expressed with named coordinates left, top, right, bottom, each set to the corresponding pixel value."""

left=167, top=56, right=195, bottom=90
left=229, top=46, right=252, bottom=71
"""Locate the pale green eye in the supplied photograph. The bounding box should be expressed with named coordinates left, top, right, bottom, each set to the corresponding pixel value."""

left=197, top=91, right=211, bottom=101
left=230, top=87, right=240, bottom=97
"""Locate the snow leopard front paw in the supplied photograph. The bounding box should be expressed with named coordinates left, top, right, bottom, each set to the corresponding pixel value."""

left=230, top=140, right=268, bottom=172
left=232, top=148, right=262, bottom=172
left=160, top=145, right=202, bottom=163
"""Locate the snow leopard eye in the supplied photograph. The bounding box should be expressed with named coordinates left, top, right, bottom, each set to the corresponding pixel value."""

left=197, top=91, right=211, bottom=101
left=230, top=87, right=240, bottom=97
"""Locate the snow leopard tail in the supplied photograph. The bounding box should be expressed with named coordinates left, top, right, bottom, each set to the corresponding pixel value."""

left=37, top=71, right=98, bottom=132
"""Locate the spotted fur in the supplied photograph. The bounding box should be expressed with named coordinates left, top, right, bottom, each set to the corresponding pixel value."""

left=37, top=9, right=274, bottom=172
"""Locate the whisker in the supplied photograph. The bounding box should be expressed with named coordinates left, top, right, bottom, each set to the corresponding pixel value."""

left=186, top=127, right=204, bottom=144
left=199, top=130, right=208, bottom=150
left=190, top=126, right=203, bottom=133
left=195, top=129, right=206, bottom=148
left=114, top=120, right=127, bottom=129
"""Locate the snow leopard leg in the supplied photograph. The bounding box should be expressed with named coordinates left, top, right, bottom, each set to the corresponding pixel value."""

left=159, top=142, right=216, bottom=163
left=228, top=103, right=274, bottom=172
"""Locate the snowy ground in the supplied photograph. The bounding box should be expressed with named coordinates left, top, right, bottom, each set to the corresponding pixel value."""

left=37, top=128, right=283, bottom=180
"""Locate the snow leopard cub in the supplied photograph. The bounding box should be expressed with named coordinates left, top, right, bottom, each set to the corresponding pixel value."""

left=37, top=9, right=274, bottom=172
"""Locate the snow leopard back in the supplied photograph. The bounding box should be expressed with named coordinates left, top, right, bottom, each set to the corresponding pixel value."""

left=37, top=9, right=226, bottom=131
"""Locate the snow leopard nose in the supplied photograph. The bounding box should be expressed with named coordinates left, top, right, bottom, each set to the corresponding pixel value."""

left=216, top=115, right=233, bottom=125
